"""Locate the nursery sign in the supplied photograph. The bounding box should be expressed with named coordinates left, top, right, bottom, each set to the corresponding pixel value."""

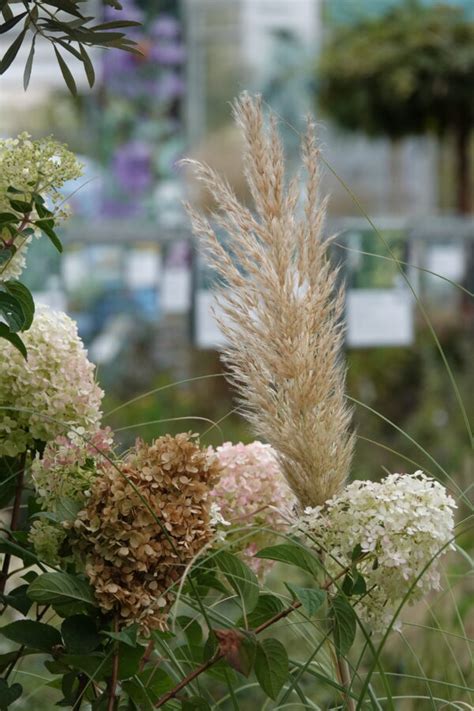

left=193, top=286, right=414, bottom=349
left=192, top=227, right=415, bottom=349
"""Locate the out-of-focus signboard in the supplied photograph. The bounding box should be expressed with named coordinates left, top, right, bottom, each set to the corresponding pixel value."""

left=192, top=224, right=416, bottom=350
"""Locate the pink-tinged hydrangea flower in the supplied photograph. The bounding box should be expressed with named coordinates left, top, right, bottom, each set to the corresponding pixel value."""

left=0, top=307, right=103, bottom=457
left=212, top=442, right=296, bottom=576
left=298, top=471, right=457, bottom=633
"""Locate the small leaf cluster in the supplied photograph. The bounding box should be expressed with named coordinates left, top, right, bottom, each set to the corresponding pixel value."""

left=0, top=186, right=64, bottom=357
left=0, top=0, right=141, bottom=94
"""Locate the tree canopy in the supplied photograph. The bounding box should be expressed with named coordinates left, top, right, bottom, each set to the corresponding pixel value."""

left=318, top=1, right=474, bottom=139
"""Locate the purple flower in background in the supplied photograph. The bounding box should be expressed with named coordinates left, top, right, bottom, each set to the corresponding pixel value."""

left=113, top=141, right=153, bottom=195
left=151, top=15, right=180, bottom=39
left=102, top=48, right=138, bottom=81
left=101, top=197, right=141, bottom=220
left=150, top=42, right=186, bottom=65
left=155, top=72, right=185, bottom=101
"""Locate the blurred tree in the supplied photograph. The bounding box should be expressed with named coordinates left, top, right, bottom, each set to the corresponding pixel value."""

left=318, top=1, right=474, bottom=213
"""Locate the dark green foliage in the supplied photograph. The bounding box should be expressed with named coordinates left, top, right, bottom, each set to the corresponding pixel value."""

left=319, top=2, right=474, bottom=139
left=330, top=595, right=357, bottom=657
left=213, top=550, right=259, bottom=614
left=0, top=1, right=140, bottom=93
left=0, top=679, right=22, bottom=709
left=285, top=584, right=326, bottom=616
left=254, top=638, right=289, bottom=700
left=319, top=2, right=474, bottom=210
left=256, top=542, right=322, bottom=579
left=0, top=620, right=62, bottom=652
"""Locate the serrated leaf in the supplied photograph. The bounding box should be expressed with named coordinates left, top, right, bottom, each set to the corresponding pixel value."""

left=240, top=594, right=284, bottom=629
left=23, top=34, right=35, bottom=90
left=352, top=572, right=367, bottom=596
left=0, top=620, right=61, bottom=652
left=256, top=543, right=321, bottom=579
left=285, top=583, right=326, bottom=616
left=53, top=46, right=77, bottom=96
left=213, top=550, right=259, bottom=614
left=254, top=638, right=289, bottom=700
left=177, top=616, right=202, bottom=646
left=61, top=615, right=100, bottom=654
left=28, top=572, right=96, bottom=608
left=0, top=323, right=26, bottom=358
left=103, top=623, right=138, bottom=648
left=330, top=595, right=357, bottom=657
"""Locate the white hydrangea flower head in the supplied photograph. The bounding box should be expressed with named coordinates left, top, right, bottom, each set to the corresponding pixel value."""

left=298, top=471, right=456, bottom=633
left=0, top=307, right=103, bottom=457
left=0, top=132, right=83, bottom=212
left=0, top=133, right=82, bottom=281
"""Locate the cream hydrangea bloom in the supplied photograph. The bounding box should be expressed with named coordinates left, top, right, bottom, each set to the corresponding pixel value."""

left=298, top=471, right=456, bottom=633
left=0, top=307, right=103, bottom=456
left=212, top=442, right=296, bottom=576
left=0, top=133, right=82, bottom=281
left=29, top=428, right=113, bottom=565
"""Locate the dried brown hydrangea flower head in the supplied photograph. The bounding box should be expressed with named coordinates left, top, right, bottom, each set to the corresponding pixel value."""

left=74, top=433, right=221, bottom=632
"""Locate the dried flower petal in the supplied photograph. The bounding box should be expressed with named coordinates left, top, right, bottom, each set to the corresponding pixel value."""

left=74, top=433, right=222, bottom=632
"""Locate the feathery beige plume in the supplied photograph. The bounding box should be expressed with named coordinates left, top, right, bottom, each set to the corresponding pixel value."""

left=184, top=92, right=354, bottom=508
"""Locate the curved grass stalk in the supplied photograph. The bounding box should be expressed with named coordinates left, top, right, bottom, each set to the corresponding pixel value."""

left=113, top=415, right=225, bottom=441
left=375, top=698, right=469, bottom=710
left=347, top=397, right=469, bottom=504
left=333, top=241, right=474, bottom=298
left=103, top=373, right=225, bottom=418
left=399, top=631, right=437, bottom=709
left=355, top=529, right=472, bottom=709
